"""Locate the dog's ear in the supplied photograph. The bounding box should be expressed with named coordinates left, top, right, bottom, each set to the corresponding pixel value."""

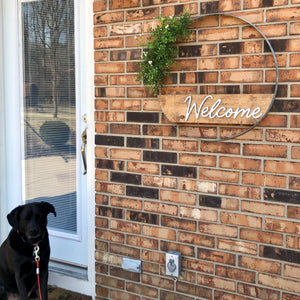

left=7, top=205, right=23, bottom=230
left=39, top=201, right=56, bottom=217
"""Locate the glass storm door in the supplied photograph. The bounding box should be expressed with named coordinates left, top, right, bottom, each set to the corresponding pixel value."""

left=2, top=0, right=88, bottom=268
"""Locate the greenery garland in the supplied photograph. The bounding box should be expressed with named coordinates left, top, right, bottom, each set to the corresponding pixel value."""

left=136, top=12, right=192, bottom=96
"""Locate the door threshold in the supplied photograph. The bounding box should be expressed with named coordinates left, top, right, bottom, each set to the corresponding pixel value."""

left=49, top=260, right=88, bottom=281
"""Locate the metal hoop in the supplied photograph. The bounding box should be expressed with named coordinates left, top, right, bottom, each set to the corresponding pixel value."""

left=186, top=13, right=279, bottom=141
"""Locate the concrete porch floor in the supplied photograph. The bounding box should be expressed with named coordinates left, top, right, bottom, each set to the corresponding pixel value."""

left=48, top=286, right=92, bottom=300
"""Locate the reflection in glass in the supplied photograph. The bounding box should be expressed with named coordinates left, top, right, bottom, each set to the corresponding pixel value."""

left=22, top=0, right=77, bottom=233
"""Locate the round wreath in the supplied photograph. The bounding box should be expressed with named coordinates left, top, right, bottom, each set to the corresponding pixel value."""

left=136, top=12, right=192, bottom=96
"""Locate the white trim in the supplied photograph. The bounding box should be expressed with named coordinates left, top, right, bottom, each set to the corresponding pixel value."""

left=2, top=0, right=23, bottom=218
left=48, top=0, right=95, bottom=296
left=0, top=0, right=8, bottom=244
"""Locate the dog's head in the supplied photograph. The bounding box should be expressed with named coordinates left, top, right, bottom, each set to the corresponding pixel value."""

left=7, top=201, right=56, bottom=245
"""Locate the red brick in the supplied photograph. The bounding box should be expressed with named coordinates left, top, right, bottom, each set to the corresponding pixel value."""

left=240, top=228, right=283, bottom=246
left=241, top=200, right=285, bottom=217
left=266, top=7, right=300, bottom=22
left=110, top=290, right=139, bottom=300
left=287, top=206, right=300, bottom=219
left=93, top=0, right=106, bottom=12
left=179, top=179, right=217, bottom=194
left=95, top=182, right=125, bottom=195
left=243, top=144, right=287, bottom=158
left=198, top=57, right=240, bottom=70
left=179, top=153, right=217, bottom=167
left=219, top=157, right=261, bottom=171
left=111, top=196, right=142, bottom=210
left=94, top=26, right=107, bottom=38
left=144, top=201, right=178, bottom=216
left=259, top=115, right=287, bottom=127
left=180, top=207, right=218, bottom=222
left=221, top=212, right=262, bottom=229
left=110, top=124, right=140, bottom=135
left=286, top=235, right=300, bottom=250
left=110, top=243, right=140, bottom=258
left=242, top=24, right=287, bottom=39
left=239, top=255, right=281, bottom=274
left=220, top=128, right=263, bottom=141
left=242, top=173, right=286, bottom=188
left=201, top=141, right=240, bottom=154
left=197, top=274, right=236, bottom=292
left=266, top=129, right=300, bottom=143
left=110, top=219, right=141, bottom=234
left=142, top=225, right=176, bottom=241
left=127, top=235, right=158, bottom=250
left=178, top=231, right=215, bottom=248
left=143, top=176, right=177, bottom=189
left=94, top=37, right=124, bottom=49
left=127, top=162, right=159, bottom=174
left=259, top=273, right=300, bottom=294
left=264, top=160, right=300, bottom=175
left=290, top=177, right=300, bottom=190
left=217, top=239, right=257, bottom=255
left=96, top=274, right=124, bottom=289
left=110, top=99, right=141, bottom=110
left=219, top=184, right=261, bottom=199
left=198, top=28, right=239, bottom=41
left=265, top=218, right=300, bottom=234
left=126, top=282, right=158, bottom=298
left=198, top=222, right=238, bottom=238
left=199, top=168, right=239, bottom=183
left=221, top=70, right=263, bottom=83
left=292, top=147, right=300, bottom=159
left=291, top=115, right=300, bottom=128
left=176, top=281, right=212, bottom=299
left=110, top=149, right=141, bottom=160
left=95, top=62, right=125, bottom=74
left=179, top=126, right=217, bottom=139
left=141, top=249, right=164, bottom=264
left=267, top=69, right=300, bottom=82
left=142, top=274, right=174, bottom=290
left=110, top=23, right=141, bottom=36
left=291, top=84, right=300, bottom=97
left=160, top=241, right=195, bottom=256
left=94, top=51, right=108, bottom=62
left=160, top=190, right=197, bottom=205
left=183, top=257, right=214, bottom=274
left=284, top=264, right=300, bottom=280
left=242, top=54, right=285, bottom=68
left=95, top=111, right=125, bottom=122
left=143, top=126, right=176, bottom=137
left=215, top=265, right=256, bottom=283
left=237, top=282, right=280, bottom=299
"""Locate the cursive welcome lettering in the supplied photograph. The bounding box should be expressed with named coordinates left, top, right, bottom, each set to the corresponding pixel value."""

left=185, top=95, right=262, bottom=121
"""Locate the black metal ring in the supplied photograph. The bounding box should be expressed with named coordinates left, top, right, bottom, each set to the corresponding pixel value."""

left=187, top=12, right=279, bottom=141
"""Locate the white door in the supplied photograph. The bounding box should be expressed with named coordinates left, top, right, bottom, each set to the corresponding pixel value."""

left=1, top=0, right=94, bottom=279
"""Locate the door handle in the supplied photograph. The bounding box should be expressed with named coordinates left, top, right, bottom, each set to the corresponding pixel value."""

left=81, top=128, right=87, bottom=175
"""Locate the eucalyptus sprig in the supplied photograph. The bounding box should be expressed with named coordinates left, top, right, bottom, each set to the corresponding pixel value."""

left=137, top=12, right=192, bottom=96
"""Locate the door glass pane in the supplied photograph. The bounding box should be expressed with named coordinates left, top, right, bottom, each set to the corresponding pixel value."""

left=21, top=0, right=77, bottom=234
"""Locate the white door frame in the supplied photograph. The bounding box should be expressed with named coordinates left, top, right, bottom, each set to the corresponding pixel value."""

left=0, top=0, right=95, bottom=297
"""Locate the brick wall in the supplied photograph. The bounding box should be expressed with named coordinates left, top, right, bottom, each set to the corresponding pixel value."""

left=93, top=1, right=300, bottom=299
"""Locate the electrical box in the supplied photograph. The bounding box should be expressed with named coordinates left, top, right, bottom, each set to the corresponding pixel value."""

left=166, top=251, right=181, bottom=277
left=122, top=257, right=142, bottom=273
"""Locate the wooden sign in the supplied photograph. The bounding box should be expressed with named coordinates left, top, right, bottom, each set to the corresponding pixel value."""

left=158, top=94, right=273, bottom=125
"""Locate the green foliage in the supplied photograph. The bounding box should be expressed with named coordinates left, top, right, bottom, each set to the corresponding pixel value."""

left=136, top=12, right=192, bottom=96
left=40, top=120, right=70, bottom=147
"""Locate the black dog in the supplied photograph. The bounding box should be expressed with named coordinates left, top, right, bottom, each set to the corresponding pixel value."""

left=0, top=202, right=56, bottom=300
